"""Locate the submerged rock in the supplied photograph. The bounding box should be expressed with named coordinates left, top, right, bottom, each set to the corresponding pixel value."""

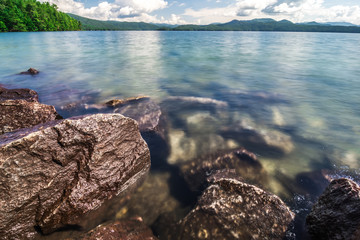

left=181, top=148, right=267, bottom=191
left=306, top=178, right=360, bottom=240
left=113, top=97, right=163, bottom=133
left=20, top=68, right=39, bottom=75
left=106, top=96, right=150, bottom=108
left=221, top=119, right=294, bottom=156
left=162, top=96, right=228, bottom=110
left=0, top=87, right=39, bottom=102
left=0, top=114, right=151, bottom=239
left=115, top=172, right=182, bottom=226
left=0, top=99, right=62, bottom=135
left=168, top=171, right=294, bottom=240
left=111, top=98, right=169, bottom=168
left=77, top=219, right=158, bottom=240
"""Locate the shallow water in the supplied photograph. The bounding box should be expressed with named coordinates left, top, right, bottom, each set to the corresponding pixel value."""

left=1, top=31, right=360, bottom=239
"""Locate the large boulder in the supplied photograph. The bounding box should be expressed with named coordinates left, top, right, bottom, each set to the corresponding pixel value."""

left=0, top=87, right=39, bottom=102
left=306, top=178, right=360, bottom=240
left=181, top=148, right=267, bottom=191
left=77, top=219, right=158, bottom=240
left=0, top=99, right=62, bottom=135
left=0, top=114, right=151, bottom=239
left=166, top=171, right=294, bottom=240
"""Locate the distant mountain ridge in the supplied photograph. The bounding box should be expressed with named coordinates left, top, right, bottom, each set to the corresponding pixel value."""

left=68, top=13, right=159, bottom=30
left=68, top=14, right=360, bottom=33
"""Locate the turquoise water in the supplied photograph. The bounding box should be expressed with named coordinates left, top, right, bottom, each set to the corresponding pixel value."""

left=1, top=31, right=360, bottom=238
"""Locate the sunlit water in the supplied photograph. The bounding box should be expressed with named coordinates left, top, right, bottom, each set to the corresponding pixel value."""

left=1, top=31, right=360, bottom=239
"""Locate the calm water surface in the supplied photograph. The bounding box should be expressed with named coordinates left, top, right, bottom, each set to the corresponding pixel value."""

left=1, top=31, right=360, bottom=239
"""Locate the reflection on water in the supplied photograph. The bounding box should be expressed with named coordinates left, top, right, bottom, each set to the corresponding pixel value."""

left=1, top=31, right=360, bottom=239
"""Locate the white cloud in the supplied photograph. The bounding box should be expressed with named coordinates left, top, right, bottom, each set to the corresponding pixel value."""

left=183, top=0, right=360, bottom=25
left=115, top=0, right=167, bottom=13
left=40, top=0, right=167, bottom=21
left=40, top=0, right=360, bottom=25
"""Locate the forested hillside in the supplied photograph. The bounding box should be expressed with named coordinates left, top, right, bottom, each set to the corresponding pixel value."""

left=68, top=14, right=159, bottom=31
left=0, top=0, right=81, bottom=32
left=172, top=18, right=360, bottom=33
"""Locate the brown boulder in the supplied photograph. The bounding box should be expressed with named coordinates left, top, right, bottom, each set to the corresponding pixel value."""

left=181, top=148, right=267, bottom=191
left=306, top=178, right=360, bottom=240
left=168, top=171, right=294, bottom=240
left=0, top=87, right=39, bottom=102
left=77, top=219, right=158, bottom=240
left=0, top=99, right=62, bottom=135
left=0, top=114, right=151, bottom=239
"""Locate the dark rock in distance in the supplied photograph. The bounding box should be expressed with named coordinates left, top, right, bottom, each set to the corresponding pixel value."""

left=181, top=148, right=267, bottom=191
left=306, top=178, right=360, bottom=240
left=20, top=67, right=39, bottom=75
left=0, top=99, right=62, bottom=135
left=77, top=218, right=158, bottom=240
left=0, top=114, right=151, bottom=239
left=0, top=87, right=39, bottom=102
left=169, top=171, right=294, bottom=240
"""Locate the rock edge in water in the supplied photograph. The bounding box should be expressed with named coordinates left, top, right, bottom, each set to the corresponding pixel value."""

left=306, top=178, right=360, bottom=240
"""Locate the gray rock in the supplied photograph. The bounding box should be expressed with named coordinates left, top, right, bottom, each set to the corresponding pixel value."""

left=0, top=114, right=151, bottom=239
left=170, top=171, right=294, bottom=240
left=0, top=99, right=62, bottom=135
left=306, top=178, right=360, bottom=240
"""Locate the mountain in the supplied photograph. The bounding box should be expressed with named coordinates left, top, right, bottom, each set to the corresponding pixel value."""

left=172, top=19, right=360, bottom=33
left=325, top=22, right=359, bottom=27
left=0, top=0, right=81, bottom=32
left=68, top=14, right=159, bottom=31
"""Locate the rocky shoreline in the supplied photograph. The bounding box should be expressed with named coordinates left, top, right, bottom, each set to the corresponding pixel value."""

left=1, top=83, right=359, bottom=239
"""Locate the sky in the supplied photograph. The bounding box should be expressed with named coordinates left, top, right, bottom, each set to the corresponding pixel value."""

left=40, top=0, right=360, bottom=25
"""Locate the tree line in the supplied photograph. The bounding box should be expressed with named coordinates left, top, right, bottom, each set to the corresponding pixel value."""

left=0, top=0, right=81, bottom=32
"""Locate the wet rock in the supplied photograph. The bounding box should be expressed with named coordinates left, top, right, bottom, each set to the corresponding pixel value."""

left=0, top=99, right=62, bottom=135
left=221, top=119, right=294, bottom=156
left=0, top=114, right=151, bottom=239
left=111, top=98, right=169, bottom=168
left=168, top=171, right=294, bottom=240
left=77, top=219, right=158, bottom=240
left=20, top=68, right=39, bottom=75
left=306, top=178, right=360, bottom=240
left=0, top=87, right=39, bottom=102
left=181, top=148, right=267, bottom=191
left=106, top=96, right=150, bottom=107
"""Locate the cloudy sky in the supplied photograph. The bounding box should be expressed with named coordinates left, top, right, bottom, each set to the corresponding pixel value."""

left=40, top=0, right=360, bottom=25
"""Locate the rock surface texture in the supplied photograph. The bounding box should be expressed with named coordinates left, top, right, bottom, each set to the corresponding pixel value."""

left=0, top=87, right=39, bottom=102
left=0, top=114, right=151, bottom=239
left=181, top=148, right=267, bottom=191
left=306, top=178, right=360, bottom=240
left=170, top=172, right=294, bottom=240
left=77, top=219, right=159, bottom=240
left=0, top=99, right=61, bottom=135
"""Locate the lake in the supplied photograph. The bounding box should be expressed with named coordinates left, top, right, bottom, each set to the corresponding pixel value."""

left=1, top=31, right=360, bottom=239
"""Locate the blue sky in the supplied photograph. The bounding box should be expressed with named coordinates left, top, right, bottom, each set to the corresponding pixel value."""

left=41, top=0, right=360, bottom=25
